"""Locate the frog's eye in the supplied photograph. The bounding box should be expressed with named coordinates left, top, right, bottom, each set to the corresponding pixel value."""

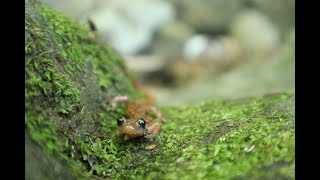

left=137, top=119, right=146, bottom=129
left=117, top=117, right=125, bottom=126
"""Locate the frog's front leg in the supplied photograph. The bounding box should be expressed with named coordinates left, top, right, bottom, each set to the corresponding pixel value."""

left=150, top=107, right=166, bottom=122
left=145, top=122, right=162, bottom=140
left=108, top=95, right=128, bottom=110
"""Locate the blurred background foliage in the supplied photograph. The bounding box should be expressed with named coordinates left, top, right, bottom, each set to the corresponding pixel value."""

left=38, top=0, right=295, bottom=105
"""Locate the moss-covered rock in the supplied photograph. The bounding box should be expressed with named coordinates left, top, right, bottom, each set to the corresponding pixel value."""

left=25, top=0, right=141, bottom=178
left=25, top=1, right=294, bottom=179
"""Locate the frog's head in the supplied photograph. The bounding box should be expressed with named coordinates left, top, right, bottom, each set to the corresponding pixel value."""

left=117, top=117, right=147, bottom=139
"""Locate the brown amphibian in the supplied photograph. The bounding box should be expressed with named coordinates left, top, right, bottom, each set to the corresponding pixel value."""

left=109, top=83, right=164, bottom=145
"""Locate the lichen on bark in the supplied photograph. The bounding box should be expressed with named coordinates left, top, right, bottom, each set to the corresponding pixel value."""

left=25, top=0, right=295, bottom=179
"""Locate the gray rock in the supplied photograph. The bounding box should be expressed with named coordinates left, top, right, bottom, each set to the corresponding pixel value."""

left=230, top=10, right=280, bottom=55
left=183, top=34, right=209, bottom=59
left=151, top=44, right=294, bottom=105
left=248, top=0, right=295, bottom=35
left=38, top=0, right=176, bottom=55
left=38, top=0, right=95, bottom=19
left=151, top=21, right=194, bottom=57
left=286, top=28, right=295, bottom=46
left=88, top=0, right=176, bottom=55
left=25, top=133, right=73, bottom=180
left=179, top=0, right=244, bottom=33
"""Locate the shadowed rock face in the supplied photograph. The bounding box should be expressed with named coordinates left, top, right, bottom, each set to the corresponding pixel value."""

left=25, top=133, right=73, bottom=180
left=25, top=1, right=294, bottom=179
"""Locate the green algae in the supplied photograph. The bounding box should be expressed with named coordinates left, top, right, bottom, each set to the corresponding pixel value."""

left=25, top=1, right=294, bottom=179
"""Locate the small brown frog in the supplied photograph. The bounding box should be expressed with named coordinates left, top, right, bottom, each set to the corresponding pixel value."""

left=109, top=83, right=164, bottom=141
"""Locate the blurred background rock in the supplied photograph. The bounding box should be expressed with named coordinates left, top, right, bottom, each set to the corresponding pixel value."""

left=38, top=0, right=295, bottom=105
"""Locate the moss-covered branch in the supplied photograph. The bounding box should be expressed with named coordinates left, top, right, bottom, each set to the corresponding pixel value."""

left=25, top=0, right=294, bottom=179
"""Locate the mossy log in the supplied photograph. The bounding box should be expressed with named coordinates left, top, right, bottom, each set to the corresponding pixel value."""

left=25, top=0, right=295, bottom=179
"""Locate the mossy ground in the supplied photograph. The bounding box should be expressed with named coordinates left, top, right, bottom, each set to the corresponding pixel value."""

left=94, top=92, right=294, bottom=179
left=25, top=1, right=294, bottom=179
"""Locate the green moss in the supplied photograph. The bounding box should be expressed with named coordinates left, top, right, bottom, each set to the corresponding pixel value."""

left=36, top=5, right=87, bottom=72
left=26, top=1, right=142, bottom=178
left=106, top=92, right=294, bottom=180
left=25, top=111, right=64, bottom=154
left=25, top=1, right=294, bottom=179
left=82, top=44, right=143, bottom=100
left=60, top=92, right=294, bottom=179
